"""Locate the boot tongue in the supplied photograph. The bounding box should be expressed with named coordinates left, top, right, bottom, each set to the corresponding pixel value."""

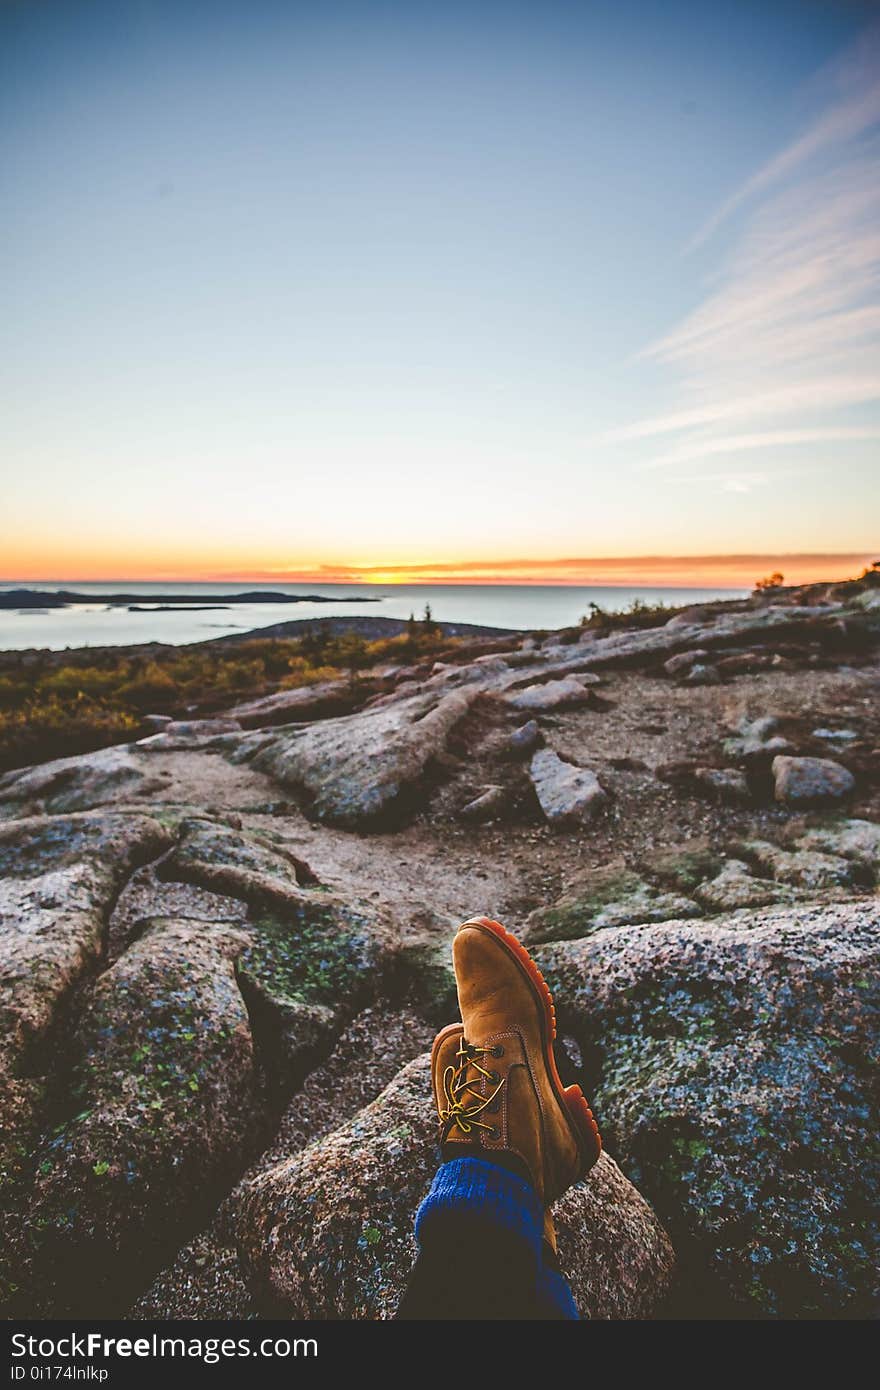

left=454, top=927, right=533, bottom=1043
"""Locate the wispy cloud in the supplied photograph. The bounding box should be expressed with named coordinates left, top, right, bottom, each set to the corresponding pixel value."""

left=687, top=23, right=880, bottom=250
left=641, top=426, right=880, bottom=470
left=603, top=23, right=880, bottom=464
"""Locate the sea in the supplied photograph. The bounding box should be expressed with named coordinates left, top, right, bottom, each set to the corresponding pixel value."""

left=0, top=582, right=749, bottom=652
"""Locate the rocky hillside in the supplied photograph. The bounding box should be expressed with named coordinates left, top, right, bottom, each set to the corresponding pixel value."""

left=1, top=577, right=878, bottom=1319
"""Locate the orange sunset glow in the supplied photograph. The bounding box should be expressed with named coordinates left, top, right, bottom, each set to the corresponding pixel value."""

left=2, top=549, right=875, bottom=590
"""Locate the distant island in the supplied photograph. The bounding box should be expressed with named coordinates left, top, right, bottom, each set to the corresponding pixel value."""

left=0, top=588, right=378, bottom=610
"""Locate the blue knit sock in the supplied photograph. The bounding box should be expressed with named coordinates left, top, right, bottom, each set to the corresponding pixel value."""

left=414, top=1156, right=543, bottom=1259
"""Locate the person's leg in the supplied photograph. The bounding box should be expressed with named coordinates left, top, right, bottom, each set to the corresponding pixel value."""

left=396, top=1156, right=578, bottom=1320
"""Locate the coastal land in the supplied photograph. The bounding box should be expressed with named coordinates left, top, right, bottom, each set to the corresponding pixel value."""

left=0, top=568, right=878, bottom=1321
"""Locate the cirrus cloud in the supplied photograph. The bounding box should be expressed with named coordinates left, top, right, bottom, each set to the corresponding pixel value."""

left=602, top=23, right=880, bottom=477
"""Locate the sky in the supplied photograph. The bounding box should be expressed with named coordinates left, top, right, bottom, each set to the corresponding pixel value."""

left=1, top=0, right=878, bottom=586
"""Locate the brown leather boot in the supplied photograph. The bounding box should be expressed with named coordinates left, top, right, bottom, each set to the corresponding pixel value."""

left=430, top=917, right=601, bottom=1206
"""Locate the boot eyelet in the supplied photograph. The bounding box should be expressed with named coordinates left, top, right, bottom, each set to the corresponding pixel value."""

left=491, top=1045, right=505, bottom=1058
left=487, top=1098, right=500, bottom=1114
left=488, top=1070, right=501, bottom=1084
left=487, top=1126, right=499, bottom=1139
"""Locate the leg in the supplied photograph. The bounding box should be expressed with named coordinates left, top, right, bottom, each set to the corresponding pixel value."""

left=397, top=1156, right=577, bottom=1320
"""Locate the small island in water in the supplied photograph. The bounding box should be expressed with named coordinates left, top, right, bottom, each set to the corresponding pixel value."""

left=0, top=587, right=377, bottom=609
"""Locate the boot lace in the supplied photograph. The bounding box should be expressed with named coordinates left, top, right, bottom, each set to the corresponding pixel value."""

left=439, top=1038, right=504, bottom=1139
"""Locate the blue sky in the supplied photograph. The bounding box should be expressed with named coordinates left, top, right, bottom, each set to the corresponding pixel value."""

left=1, top=0, right=878, bottom=581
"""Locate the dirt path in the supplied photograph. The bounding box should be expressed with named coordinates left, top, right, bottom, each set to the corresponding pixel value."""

left=103, top=657, right=880, bottom=942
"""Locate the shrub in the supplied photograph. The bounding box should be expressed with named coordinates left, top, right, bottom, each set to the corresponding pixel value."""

left=0, top=676, right=29, bottom=710
left=37, top=665, right=125, bottom=700
left=114, top=661, right=179, bottom=710
left=0, top=699, right=140, bottom=773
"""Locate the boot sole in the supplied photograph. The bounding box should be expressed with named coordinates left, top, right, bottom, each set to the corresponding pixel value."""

left=457, top=916, right=602, bottom=1176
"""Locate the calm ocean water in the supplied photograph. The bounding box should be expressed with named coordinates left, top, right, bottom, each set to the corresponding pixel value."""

left=0, top=582, right=748, bottom=652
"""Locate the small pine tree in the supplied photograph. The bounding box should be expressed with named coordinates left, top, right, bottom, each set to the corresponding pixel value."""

left=755, top=571, right=784, bottom=592
left=337, top=632, right=369, bottom=691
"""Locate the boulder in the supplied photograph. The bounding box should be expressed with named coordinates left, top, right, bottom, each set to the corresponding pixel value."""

left=693, top=858, right=795, bottom=912
left=529, top=750, right=608, bottom=825
left=0, top=811, right=171, bottom=1094
left=236, top=899, right=395, bottom=1066
left=0, top=811, right=173, bottom=1276
left=663, top=650, right=708, bottom=678
left=233, top=1053, right=676, bottom=1320
left=722, top=714, right=793, bottom=764
left=790, top=818, right=880, bottom=873
left=507, top=719, right=541, bottom=755
left=198, top=832, right=393, bottom=1088
left=248, top=688, right=483, bottom=828
left=525, top=865, right=700, bottom=944
left=0, top=747, right=166, bottom=818
left=694, top=768, right=751, bottom=805
left=772, top=756, right=856, bottom=807
left=157, top=817, right=318, bottom=908
left=505, top=676, right=599, bottom=713
left=158, top=821, right=397, bottom=1075
left=529, top=602, right=870, bottom=676
left=552, top=1156, right=677, bottom=1319
left=26, top=917, right=260, bottom=1315
left=534, top=901, right=880, bottom=1316
left=225, top=679, right=356, bottom=730
left=734, top=839, right=866, bottom=890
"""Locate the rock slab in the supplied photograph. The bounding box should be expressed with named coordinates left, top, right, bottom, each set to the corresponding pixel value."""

left=534, top=901, right=880, bottom=1317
